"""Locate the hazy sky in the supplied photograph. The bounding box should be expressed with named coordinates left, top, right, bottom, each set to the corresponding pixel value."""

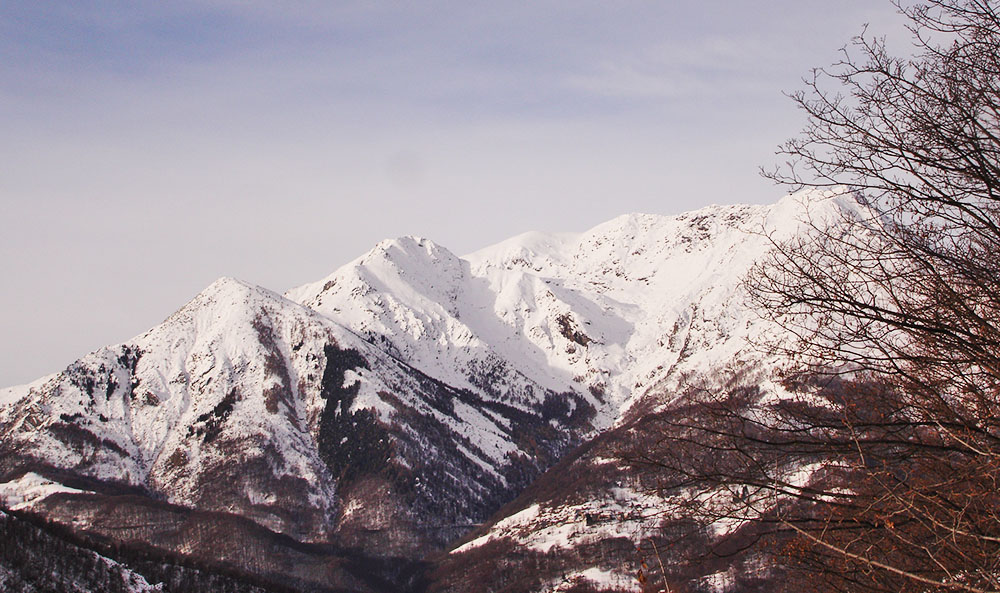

left=0, top=1, right=904, bottom=388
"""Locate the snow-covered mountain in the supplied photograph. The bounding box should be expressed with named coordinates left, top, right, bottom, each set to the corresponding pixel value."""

left=287, top=190, right=842, bottom=425
left=0, top=190, right=854, bottom=592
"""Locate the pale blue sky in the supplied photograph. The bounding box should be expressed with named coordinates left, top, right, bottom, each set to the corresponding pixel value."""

left=0, top=1, right=903, bottom=387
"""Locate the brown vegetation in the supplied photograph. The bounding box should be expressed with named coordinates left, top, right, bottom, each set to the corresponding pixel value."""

left=637, top=1, right=1000, bottom=591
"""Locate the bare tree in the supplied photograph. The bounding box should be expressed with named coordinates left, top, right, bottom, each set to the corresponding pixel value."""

left=623, top=2, right=1000, bottom=592
left=737, top=0, right=1000, bottom=591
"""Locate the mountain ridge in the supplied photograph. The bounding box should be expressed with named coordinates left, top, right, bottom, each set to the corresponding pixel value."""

left=0, top=189, right=857, bottom=592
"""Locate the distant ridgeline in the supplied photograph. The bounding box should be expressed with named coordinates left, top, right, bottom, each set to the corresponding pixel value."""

left=0, top=191, right=851, bottom=592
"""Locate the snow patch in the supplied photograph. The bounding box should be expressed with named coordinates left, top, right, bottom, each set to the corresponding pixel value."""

left=549, top=567, right=641, bottom=592
left=453, top=503, right=541, bottom=553
left=453, top=486, right=670, bottom=555
left=0, top=472, right=89, bottom=511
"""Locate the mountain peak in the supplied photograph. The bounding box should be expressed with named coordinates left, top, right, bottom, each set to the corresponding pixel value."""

left=765, top=187, right=862, bottom=229
left=194, top=275, right=259, bottom=300
left=362, top=234, right=461, bottom=270
left=157, top=276, right=288, bottom=332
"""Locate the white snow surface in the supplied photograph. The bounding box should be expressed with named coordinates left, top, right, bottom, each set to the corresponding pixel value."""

left=0, top=472, right=89, bottom=511
left=454, top=484, right=671, bottom=555
left=549, top=567, right=642, bottom=592
left=289, top=189, right=855, bottom=428
left=0, top=278, right=382, bottom=537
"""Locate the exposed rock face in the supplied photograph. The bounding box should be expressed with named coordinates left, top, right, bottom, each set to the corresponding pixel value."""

left=0, top=191, right=855, bottom=591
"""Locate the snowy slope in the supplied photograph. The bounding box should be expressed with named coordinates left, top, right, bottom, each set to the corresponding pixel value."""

left=0, top=278, right=350, bottom=538
left=288, top=190, right=852, bottom=430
